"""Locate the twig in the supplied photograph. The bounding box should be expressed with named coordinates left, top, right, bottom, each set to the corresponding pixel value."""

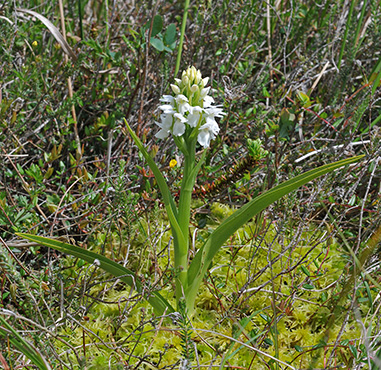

left=0, top=236, right=31, bottom=276
left=192, top=327, right=297, bottom=370
left=310, top=61, right=330, bottom=92
left=355, top=155, right=380, bottom=253
left=295, top=141, right=370, bottom=163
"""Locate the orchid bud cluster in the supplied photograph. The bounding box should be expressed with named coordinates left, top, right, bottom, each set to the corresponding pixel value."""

left=155, top=66, right=225, bottom=149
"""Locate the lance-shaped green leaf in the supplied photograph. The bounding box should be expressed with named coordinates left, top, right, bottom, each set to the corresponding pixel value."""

left=16, top=234, right=174, bottom=315
left=185, top=155, right=364, bottom=312
left=124, top=119, right=187, bottom=250
left=0, top=315, right=52, bottom=370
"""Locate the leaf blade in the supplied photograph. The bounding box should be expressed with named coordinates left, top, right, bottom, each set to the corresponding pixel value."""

left=186, top=155, right=364, bottom=308
left=151, top=14, right=163, bottom=37
left=16, top=233, right=174, bottom=315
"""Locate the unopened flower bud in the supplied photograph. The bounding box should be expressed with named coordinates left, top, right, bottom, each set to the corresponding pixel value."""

left=195, top=70, right=202, bottom=83
left=190, top=84, right=198, bottom=93
left=202, top=77, right=209, bottom=87
left=182, top=75, right=189, bottom=86
left=171, top=84, right=180, bottom=94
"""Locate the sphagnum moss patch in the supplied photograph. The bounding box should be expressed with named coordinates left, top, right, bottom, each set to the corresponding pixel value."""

left=53, top=210, right=366, bottom=369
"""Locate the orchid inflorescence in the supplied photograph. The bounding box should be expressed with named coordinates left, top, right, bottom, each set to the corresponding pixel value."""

left=155, top=66, right=225, bottom=149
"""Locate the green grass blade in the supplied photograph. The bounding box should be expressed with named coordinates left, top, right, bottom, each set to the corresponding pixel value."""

left=337, top=0, right=355, bottom=69
left=175, top=0, right=190, bottom=76
left=354, top=0, right=368, bottom=51
left=15, top=234, right=174, bottom=315
left=186, top=155, right=364, bottom=310
left=0, top=315, right=51, bottom=370
left=371, top=57, right=381, bottom=95
left=220, top=310, right=264, bottom=369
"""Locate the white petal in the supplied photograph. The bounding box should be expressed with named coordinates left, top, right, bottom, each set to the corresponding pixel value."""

left=187, top=113, right=200, bottom=127
left=203, top=95, right=215, bottom=108
left=174, top=113, right=187, bottom=122
left=160, top=114, right=173, bottom=129
left=205, top=115, right=219, bottom=127
left=181, top=104, right=191, bottom=115
left=201, top=120, right=220, bottom=135
left=175, top=94, right=189, bottom=103
left=174, top=95, right=191, bottom=114
left=187, top=106, right=203, bottom=127
left=160, top=95, right=175, bottom=104
left=205, top=105, right=225, bottom=118
left=197, top=129, right=211, bottom=148
left=200, top=87, right=210, bottom=98
left=159, top=104, right=175, bottom=114
left=155, top=129, right=170, bottom=139
left=173, top=120, right=186, bottom=136
left=190, top=106, right=204, bottom=114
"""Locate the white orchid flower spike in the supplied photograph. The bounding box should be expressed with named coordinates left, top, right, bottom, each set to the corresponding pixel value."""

left=155, top=66, right=225, bottom=149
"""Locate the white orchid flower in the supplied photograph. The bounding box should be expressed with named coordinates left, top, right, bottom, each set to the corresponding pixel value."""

left=155, top=66, right=225, bottom=149
left=155, top=113, right=173, bottom=139
left=202, top=95, right=215, bottom=108
left=187, top=106, right=203, bottom=128
left=198, top=120, right=220, bottom=148
left=175, top=94, right=191, bottom=115
left=159, top=104, right=175, bottom=114
left=160, top=95, right=175, bottom=104
left=172, top=113, right=187, bottom=136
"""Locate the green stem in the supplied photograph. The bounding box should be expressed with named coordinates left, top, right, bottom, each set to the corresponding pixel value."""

left=77, top=0, right=83, bottom=40
left=175, top=0, right=190, bottom=76
left=178, top=153, right=195, bottom=237
left=174, top=140, right=197, bottom=306
left=173, top=135, right=189, bottom=157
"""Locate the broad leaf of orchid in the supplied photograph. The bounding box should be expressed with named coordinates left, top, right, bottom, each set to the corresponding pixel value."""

left=124, top=119, right=186, bottom=248
left=185, top=155, right=364, bottom=312
left=16, top=233, right=174, bottom=315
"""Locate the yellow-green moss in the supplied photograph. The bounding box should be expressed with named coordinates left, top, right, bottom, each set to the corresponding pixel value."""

left=54, top=203, right=374, bottom=369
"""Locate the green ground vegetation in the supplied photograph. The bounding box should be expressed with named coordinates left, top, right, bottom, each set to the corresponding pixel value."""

left=0, top=0, right=380, bottom=369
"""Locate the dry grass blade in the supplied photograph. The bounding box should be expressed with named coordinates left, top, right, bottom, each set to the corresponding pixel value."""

left=0, top=15, right=14, bottom=25
left=16, top=8, right=77, bottom=62
left=0, top=352, right=10, bottom=370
